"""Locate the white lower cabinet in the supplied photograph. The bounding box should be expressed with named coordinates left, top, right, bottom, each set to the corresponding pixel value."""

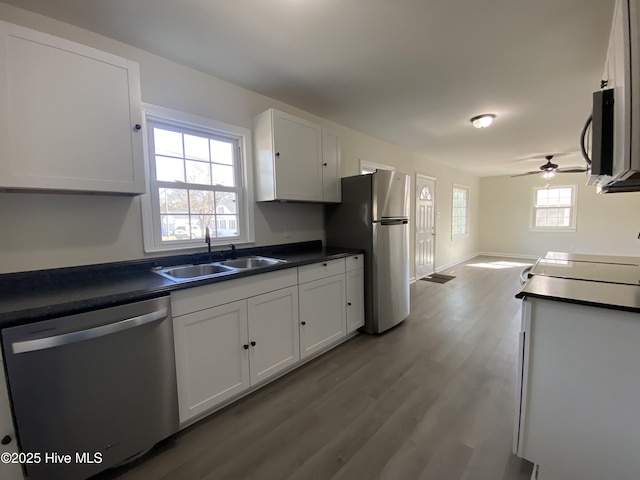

left=247, top=286, right=299, bottom=385
left=299, top=273, right=347, bottom=359
left=173, top=300, right=251, bottom=423
left=346, top=268, right=365, bottom=332
left=0, top=351, right=24, bottom=480
left=172, top=269, right=301, bottom=424
left=172, top=257, right=363, bottom=425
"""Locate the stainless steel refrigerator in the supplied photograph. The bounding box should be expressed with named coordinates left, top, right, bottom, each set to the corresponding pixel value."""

left=325, top=170, right=410, bottom=333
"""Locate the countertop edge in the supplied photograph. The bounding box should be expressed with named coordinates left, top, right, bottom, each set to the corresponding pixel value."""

left=516, top=275, right=640, bottom=313
left=0, top=247, right=363, bottom=328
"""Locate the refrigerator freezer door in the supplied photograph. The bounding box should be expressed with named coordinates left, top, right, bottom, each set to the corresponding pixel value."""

left=372, top=170, right=410, bottom=220
left=372, top=221, right=410, bottom=332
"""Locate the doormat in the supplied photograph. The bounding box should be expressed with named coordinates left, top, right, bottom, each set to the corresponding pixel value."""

left=421, top=273, right=456, bottom=284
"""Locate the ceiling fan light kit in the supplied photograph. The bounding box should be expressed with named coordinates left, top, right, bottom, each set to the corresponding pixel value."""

left=470, top=114, right=496, bottom=129
left=511, top=154, right=588, bottom=178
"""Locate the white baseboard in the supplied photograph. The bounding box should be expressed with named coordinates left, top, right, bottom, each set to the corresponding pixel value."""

left=476, top=251, right=539, bottom=260
left=435, top=252, right=480, bottom=273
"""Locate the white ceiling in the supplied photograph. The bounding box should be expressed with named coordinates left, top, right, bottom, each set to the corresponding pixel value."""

left=3, top=0, right=616, bottom=177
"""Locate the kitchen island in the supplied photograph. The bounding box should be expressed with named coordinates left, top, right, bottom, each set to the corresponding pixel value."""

left=514, top=253, right=640, bottom=480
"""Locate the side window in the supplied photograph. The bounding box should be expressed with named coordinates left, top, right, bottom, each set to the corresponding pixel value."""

left=452, top=185, right=469, bottom=238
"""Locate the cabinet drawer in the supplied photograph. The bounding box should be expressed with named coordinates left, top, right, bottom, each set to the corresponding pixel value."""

left=171, top=268, right=298, bottom=317
left=298, top=258, right=345, bottom=284
left=346, top=254, right=364, bottom=272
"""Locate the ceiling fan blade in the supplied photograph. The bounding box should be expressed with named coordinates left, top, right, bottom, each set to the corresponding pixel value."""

left=557, top=167, right=587, bottom=173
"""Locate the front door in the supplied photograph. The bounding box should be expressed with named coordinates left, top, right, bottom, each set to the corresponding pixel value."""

left=415, top=175, right=435, bottom=279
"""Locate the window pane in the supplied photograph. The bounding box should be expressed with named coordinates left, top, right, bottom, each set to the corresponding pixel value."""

left=184, top=134, right=210, bottom=161
left=216, top=191, right=237, bottom=214
left=158, top=188, right=188, bottom=214
left=212, top=164, right=235, bottom=187
left=210, top=139, right=234, bottom=166
left=155, top=156, right=185, bottom=183
left=185, top=160, right=211, bottom=185
left=154, top=128, right=183, bottom=157
left=216, top=215, right=239, bottom=237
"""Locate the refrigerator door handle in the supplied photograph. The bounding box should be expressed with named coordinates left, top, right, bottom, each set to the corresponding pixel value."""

left=376, top=218, right=409, bottom=225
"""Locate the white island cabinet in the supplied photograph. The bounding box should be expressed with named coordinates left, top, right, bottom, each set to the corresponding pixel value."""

left=0, top=20, right=144, bottom=194
left=0, top=349, right=24, bottom=480
left=514, top=289, right=640, bottom=480
left=171, top=269, right=299, bottom=424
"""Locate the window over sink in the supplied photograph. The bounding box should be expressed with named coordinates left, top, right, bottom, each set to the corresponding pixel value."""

left=140, top=105, right=254, bottom=252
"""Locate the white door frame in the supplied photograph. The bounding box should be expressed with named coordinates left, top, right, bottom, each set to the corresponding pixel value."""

left=415, top=174, right=436, bottom=279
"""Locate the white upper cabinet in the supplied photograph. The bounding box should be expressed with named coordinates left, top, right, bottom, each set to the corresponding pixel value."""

left=321, top=128, right=341, bottom=203
left=0, top=20, right=145, bottom=194
left=253, top=108, right=341, bottom=203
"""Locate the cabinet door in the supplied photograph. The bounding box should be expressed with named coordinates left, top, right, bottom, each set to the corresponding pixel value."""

left=346, top=268, right=365, bottom=333
left=321, top=128, right=341, bottom=202
left=0, top=354, right=24, bottom=480
left=299, top=274, right=346, bottom=359
left=173, top=301, right=250, bottom=423
left=0, top=21, right=144, bottom=194
left=272, top=110, right=322, bottom=201
left=247, top=286, right=300, bottom=385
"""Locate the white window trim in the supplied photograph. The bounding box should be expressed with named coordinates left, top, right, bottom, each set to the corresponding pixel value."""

left=451, top=183, right=470, bottom=239
left=140, top=103, right=255, bottom=253
left=530, top=184, right=577, bottom=232
left=360, top=159, right=394, bottom=175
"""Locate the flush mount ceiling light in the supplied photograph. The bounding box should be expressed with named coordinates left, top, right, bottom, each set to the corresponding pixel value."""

left=470, top=114, right=496, bottom=129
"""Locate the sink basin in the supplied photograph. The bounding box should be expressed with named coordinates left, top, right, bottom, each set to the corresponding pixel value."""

left=155, top=263, right=236, bottom=280
left=219, top=256, right=286, bottom=269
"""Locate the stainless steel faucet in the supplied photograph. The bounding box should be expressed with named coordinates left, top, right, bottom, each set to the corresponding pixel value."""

left=205, top=227, right=212, bottom=261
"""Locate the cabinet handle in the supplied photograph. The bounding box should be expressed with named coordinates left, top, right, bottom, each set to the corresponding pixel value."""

left=134, top=124, right=141, bottom=131
left=250, top=341, right=256, bottom=347
left=243, top=344, right=249, bottom=350
left=275, top=152, right=280, bottom=157
left=301, top=321, right=306, bottom=325
left=1, top=435, right=11, bottom=445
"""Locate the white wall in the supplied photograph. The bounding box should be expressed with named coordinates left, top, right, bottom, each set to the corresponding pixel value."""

left=479, top=173, right=640, bottom=257
left=0, top=2, right=480, bottom=274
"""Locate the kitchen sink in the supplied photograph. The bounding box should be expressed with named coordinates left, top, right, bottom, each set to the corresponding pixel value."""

left=153, top=256, right=286, bottom=282
left=219, top=256, right=286, bottom=269
left=155, top=263, right=236, bottom=281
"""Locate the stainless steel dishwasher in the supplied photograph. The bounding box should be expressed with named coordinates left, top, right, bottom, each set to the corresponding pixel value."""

left=1, top=295, right=179, bottom=480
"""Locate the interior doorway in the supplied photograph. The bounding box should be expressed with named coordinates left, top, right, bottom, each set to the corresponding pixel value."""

left=415, top=174, right=436, bottom=279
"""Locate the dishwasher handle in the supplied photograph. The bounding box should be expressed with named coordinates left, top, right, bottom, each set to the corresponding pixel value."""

left=12, top=308, right=168, bottom=354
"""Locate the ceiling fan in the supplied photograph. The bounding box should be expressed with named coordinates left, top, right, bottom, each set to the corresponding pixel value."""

left=511, top=155, right=588, bottom=179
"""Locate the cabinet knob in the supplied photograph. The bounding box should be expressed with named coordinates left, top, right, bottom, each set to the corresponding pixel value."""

left=243, top=344, right=249, bottom=350
left=354, top=256, right=358, bottom=259
left=347, top=302, right=352, bottom=306
left=322, top=263, right=327, bottom=267
left=250, top=341, right=256, bottom=347
left=133, top=124, right=141, bottom=131
left=1, top=435, right=11, bottom=445
left=275, top=152, right=280, bottom=157
left=301, top=321, right=306, bottom=325
left=323, top=162, right=328, bottom=166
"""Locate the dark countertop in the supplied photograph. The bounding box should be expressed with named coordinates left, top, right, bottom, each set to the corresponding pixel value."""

left=0, top=241, right=362, bottom=329
left=516, top=274, right=640, bottom=313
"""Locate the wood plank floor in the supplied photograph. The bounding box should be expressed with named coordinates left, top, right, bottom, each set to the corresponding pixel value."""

left=98, top=255, right=534, bottom=480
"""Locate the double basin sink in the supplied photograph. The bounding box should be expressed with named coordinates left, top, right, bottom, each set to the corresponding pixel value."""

left=153, top=256, right=287, bottom=282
